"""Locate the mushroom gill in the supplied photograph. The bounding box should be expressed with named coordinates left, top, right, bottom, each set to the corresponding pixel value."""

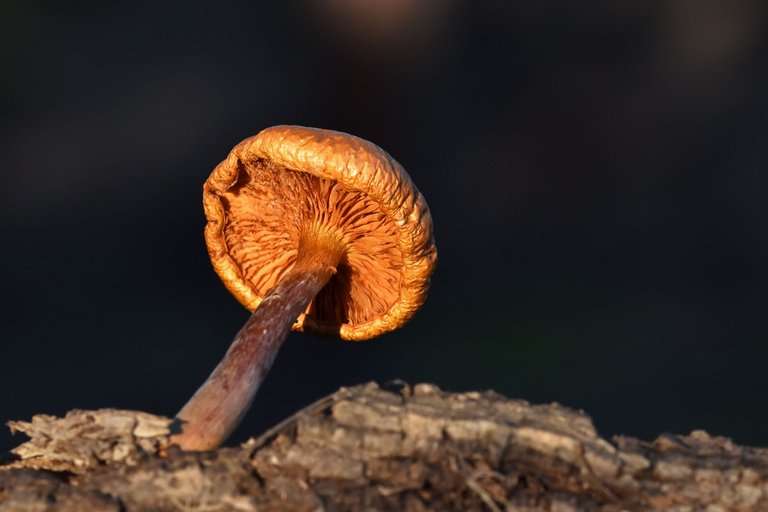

left=217, top=159, right=403, bottom=328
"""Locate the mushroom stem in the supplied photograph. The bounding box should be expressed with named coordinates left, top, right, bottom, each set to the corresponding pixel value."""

left=171, top=234, right=343, bottom=451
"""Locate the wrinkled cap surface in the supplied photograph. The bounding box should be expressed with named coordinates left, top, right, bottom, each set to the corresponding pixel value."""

left=203, top=125, right=437, bottom=340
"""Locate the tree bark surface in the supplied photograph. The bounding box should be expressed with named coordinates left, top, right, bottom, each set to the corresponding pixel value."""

left=1, top=382, right=767, bottom=511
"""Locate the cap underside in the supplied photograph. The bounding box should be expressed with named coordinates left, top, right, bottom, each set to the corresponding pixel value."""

left=218, top=158, right=403, bottom=329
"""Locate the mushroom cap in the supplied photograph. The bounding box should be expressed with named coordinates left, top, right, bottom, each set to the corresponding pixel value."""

left=203, top=125, right=437, bottom=341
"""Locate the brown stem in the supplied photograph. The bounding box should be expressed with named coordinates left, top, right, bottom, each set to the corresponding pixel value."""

left=171, top=235, right=341, bottom=451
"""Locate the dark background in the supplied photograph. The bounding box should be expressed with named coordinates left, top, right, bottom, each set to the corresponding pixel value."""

left=2, top=1, right=767, bottom=453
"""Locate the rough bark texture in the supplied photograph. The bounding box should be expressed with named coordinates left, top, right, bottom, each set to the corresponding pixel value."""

left=2, top=382, right=767, bottom=511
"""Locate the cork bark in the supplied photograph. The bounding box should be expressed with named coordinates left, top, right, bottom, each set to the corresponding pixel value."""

left=1, top=382, right=766, bottom=511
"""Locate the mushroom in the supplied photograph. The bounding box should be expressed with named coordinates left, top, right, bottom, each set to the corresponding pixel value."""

left=171, top=125, right=437, bottom=451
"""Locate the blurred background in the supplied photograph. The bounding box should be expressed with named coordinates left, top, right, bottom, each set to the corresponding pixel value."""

left=2, top=1, right=767, bottom=453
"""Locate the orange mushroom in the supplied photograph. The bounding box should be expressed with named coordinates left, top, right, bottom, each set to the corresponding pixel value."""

left=171, top=126, right=437, bottom=451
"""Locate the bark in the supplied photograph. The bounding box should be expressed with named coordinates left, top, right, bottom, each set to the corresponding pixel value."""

left=1, top=382, right=767, bottom=511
